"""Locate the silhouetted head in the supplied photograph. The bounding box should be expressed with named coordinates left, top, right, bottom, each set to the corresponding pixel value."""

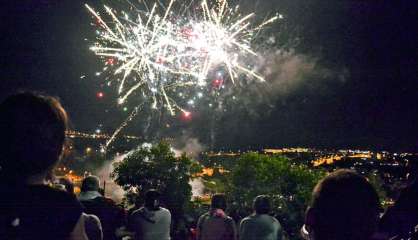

left=58, top=177, right=74, bottom=195
left=253, top=195, right=271, bottom=215
left=144, top=189, right=161, bottom=211
left=0, top=92, right=68, bottom=182
left=211, top=194, right=227, bottom=211
left=133, top=194, right=143, bottom=208
left=81, top=175, right=100, bottom=192
left=303, top=169, right=380, bottom=240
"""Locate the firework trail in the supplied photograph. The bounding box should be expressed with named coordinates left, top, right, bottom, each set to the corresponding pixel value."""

left=86, top=0, right=278, bottom=147
left=105, top=105, right=142, bottom=149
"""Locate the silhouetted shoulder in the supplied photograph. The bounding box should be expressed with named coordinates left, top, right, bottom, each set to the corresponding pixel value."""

left=0, top=184, right=83, bottom=239
left=160, top=207, right=171, bottom=214
left=240, top=216, right=251, bottom=224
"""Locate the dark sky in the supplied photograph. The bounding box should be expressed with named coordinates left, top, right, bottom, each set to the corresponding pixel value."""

left=0, top=0, right=417, bottom=151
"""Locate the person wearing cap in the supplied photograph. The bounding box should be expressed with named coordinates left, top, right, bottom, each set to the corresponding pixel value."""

left=129, top=189, right=172, bottom=240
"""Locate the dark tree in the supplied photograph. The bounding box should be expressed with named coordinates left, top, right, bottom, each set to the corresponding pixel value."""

left=112, top=141, right=199, bottom=220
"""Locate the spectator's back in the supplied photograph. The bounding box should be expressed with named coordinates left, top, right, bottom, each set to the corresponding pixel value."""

left=197, top=194, right=237, bottom=240
left=197, top=211, right=236, bottom=240
left=130, top=206, right=171, bottom=240
left=239, top=196, right=283, bottom=240
left=79, top=176, right=125, bottom=240
left=58, top=177, right=103, bottom=240
left=240, top=214, right=281, bottom=240
left=128, top=189, right=171, bottom=240
left=81, top=194, right=125, bottom=240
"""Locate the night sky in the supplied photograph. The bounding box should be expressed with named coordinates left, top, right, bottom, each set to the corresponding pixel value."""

left=0, top=0, right=417, bottom=151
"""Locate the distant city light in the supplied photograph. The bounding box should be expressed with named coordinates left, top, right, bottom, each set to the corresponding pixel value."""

left=85, top=147, right=92, bottom=154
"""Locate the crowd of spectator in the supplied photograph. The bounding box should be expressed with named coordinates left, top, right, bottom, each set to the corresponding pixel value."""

left=0, top=92, right=417, bottom=240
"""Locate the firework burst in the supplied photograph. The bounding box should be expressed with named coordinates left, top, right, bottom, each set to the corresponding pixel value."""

left=86, top=0, right=278, bottom=147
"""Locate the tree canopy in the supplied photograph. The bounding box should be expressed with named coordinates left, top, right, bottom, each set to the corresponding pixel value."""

left=111, top=141, right=198, bottom=218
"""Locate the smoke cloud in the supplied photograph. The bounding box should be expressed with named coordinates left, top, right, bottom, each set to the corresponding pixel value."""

left=94, top=153, right=127, bottom=203
left=171, top=133, right=206, bottom=197
left=258, top=49, right=316, bottom=95
left=190, top=178, right=205, bottom=197
left=172, top=132, right=207, bottom=158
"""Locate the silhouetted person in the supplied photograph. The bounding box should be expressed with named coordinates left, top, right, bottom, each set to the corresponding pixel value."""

left=59, top=177, right=103, bottom=240
left=129, top=189, right=171, bottom=240
left=57, top=177, right=75, bottom=194
left=127, top=195, right=143, bottom=216
left=301, top=169, right=380, bottom=240
left=239, top=195, right=284, bottom=240
left=79, top=175, right=125, bottom=240
left=380, top=155, right=418, bottom=239
left=197, top=193, right=237, bottom=240
left=0, top=92, right=87, bottom=239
